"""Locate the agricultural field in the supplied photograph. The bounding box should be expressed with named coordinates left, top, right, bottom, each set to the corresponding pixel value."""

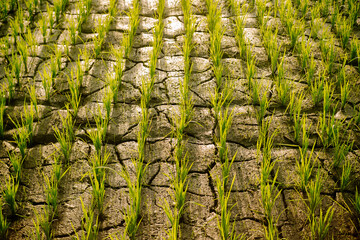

left=0, top=0, right=360, bottom=239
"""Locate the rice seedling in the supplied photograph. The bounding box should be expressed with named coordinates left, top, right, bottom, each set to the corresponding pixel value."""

left=40, top=65, right=54, bottom=102
left=120, top=156, right=147, bottom=239
left=0, top=0, right=8, bottom=20
left=263, top=27, right=281, bottom=74
left=335, top=16, right=352, bottom=49
left=87, top=108, right=108, bottom=157
left=123, top=0, right=140, bottom=59
left=25, top=0, right=38, bottom=22
left=246, top=55, right=256, bottom=91
left=47, top=4, right=55, bottom=34
left=53, top=0, right=68, bottom=23
left=298, top=0, right=309, bottom=17
left=234, top=3, right=249, bottom=60
left=87, top=149, right=109, bottom=218
left=307, top=169, right=323, bottom=216
left=67, top=16, right=78, bottom=45
left=310, top=16, right=324, bottom=40
left=288, top=19, right=304, bottom=50
left=9, top=12, right=21, bottom=43
left=31, top=208, right=44, bottom=240
left=93, top=15, right=111, bottom=57
left=37, top=13, right=48, bottom=44
left=216, top=174, right=238, bottom=240
left=10, top=105, right=34, bottom=158
left=79, top=47, right=91, bottom=73
left=320, top=37, right=336, bottom=73
left=75, top=0, right=88, bottom=33
left=24, top=28, right=37, bottom=57
left=296, top=142, right=316, bottom=192
left=260, top=177, right=281, bottom=239
left=103, top=86, right=113, bottom=122
left=0, top=199, right=9, bottom=239
left=3, top=175, right=19, bottom=216
left=5, top=68, right=15, bottom=103
left=26, top=84, right=38, bottom=117
left=109, top=0, right=117, bottom=19
left=340, top=158, right=352, bottom=191
left=43, top=155, right=66, bottom=221
left=332, top=136, right=353, bottom=169
left=348, top=0, right=359, bottom=27
left=67, top=69, right=82, bottom=117
left=10, top=53, right=22, bottom=85
left=354, top=188, right=360, bottom=215
left=309, top=206, right=334, bottom=240
left=255, top=0, right=267, bottom=28
left=110, top=45, right=124, bottom=102
left=275, top=54, right=291, bottom=106
left=310, top=70, right=325, bottom=107
left=340, top=77, right=350, bottom=110
left=0, top=36, right=9, bottom=57
left=17, top=38, right=28, bottom=73
left=317, top=111, right=341, bottom=149
left=0, top=87, right=5, bottom=138
left=72, top=198, right=99, bottom=240
left=256, top=89, right=270, bottom=126
left=322, top=82, right=333, bottom=114
left=319, top=0, right=331, bottom=16
left=53, top=110, right=75, bottom=163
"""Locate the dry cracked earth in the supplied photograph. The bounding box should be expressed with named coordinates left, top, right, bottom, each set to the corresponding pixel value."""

left=1, top=0, right=360, bottom=239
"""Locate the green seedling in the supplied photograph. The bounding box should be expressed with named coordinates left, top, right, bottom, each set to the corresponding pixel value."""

left=79, top=47, right=91, bottom=73
left=288, top=19, right=304, bottom=50
left=9, top=150, right=23, bottom=184
left=53, top=110, right=75, bottom=163
left=67, top=16, right=78, bottom=45
left=123, top=0, right=140, bottom=59
left=93, top=15, right=111, bottom=57
left=276, top=55, right=291, bottom=106
left=40, top=66, right=54, bottom=102
left=109, top=0, right=117, bottom=18
left=3, top=175, right=19, bottom=216
left=27, top=83, right=39, bottom=115
left=37, top=13, right=48, bottom=44
left=10, top=53, right=22, bottom=86
left=47, top=4, right=55, bottom=34
left=336, top=16, right=352, bottom=49
left=25, top=0, right=38, bottom=21
left=256, top=89, right=270, bottom=126
left=296, top=142, right=316, bottom=192
left=354, top=188, right=360, bottom=215
left=0, top=199, right=9, bottom=239
left=53, top=0, right=68, bottom=23
left=333, top=138, right=353, bottom=169
left=323, top=82, right=333, bottom=114
left=103, top=86, right=113, bottom=122
left=309, top=206, right=334, bottom=240
left=340, top=159, right=352, bottom=191
left=87, top=108, right=108, bottom=157
left=340, top=77, right=350, bottom=110
left=17, top=38, right=29, bottom=73
left=306, top=169, right=323, bottom=216
left=0, top=87, right=5, bottom=138
left=310, top=70, right=325, bottom=107
left=71, top=198, right=99, bottom=240
left=246, top=55, right=256, bottom=91
left=67, top=70, right=82, bottom=117
left=24, top=28, right=37, bottom=56
left=234, top=5, right=248, bottom=60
